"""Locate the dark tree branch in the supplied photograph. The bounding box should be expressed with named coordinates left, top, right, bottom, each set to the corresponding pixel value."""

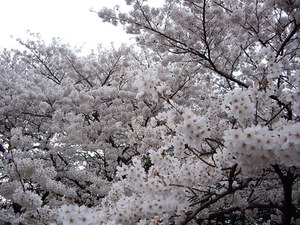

left=272, top=164, right=299, bottom=225
left=276, top=20, right=300, bottom=58
left=98, top=12, right=249, bottom=88
left=65, top=55, right=93, bottom=88
left=181, top=178, right=251, bottom=225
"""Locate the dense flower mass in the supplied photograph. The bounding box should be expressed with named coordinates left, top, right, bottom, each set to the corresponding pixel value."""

left=0, top=0, right=300, bottom=224
left=223, top=124, right=300, bottom=175
left=222, top=89, right=255, bottom=124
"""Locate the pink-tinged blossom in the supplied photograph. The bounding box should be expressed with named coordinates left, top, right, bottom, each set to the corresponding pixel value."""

left=222, top=89, right=255, bottom=125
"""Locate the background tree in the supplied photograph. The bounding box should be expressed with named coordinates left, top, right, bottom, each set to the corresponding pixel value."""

left=0, top=34, right=143, bottom=224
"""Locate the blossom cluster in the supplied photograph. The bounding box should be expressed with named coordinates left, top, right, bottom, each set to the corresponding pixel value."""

left=224, top=122, right=300, bottom=175
left=57, top=205, right=102, bottom=225
left=177, top=109, right=211, bottom=149
left=224, top=126, right=278, bottom=175
left=222, top=88, right=255, bottom=124
left=13, top=189, right=42, bottom=210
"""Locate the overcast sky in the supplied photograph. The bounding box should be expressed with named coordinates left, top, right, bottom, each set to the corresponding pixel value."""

left=0, top=0, right=163, bottom=53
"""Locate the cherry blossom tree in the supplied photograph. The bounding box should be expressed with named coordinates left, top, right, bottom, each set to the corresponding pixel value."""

left=98, top=0, right=300, bottom=224
left=0, top=34, right=150, bottom=224
left=0, top=0, right=300, bottom=224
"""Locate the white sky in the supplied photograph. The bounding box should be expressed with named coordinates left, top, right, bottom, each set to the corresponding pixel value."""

left=0, top=0, right=163, bottom=53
